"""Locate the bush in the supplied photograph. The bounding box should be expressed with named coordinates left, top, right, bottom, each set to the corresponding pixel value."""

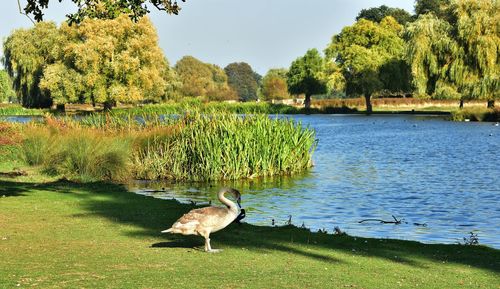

left=451, top=108, right=500, bottom=122
left=20, top=125, right=132, bottom=181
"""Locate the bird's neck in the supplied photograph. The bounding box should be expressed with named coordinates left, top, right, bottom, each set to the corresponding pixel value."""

left=218, top=190, right=238, bottom=214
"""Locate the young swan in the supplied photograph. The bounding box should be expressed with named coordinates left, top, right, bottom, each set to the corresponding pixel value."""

left=161, top=188, right=241, bottom=252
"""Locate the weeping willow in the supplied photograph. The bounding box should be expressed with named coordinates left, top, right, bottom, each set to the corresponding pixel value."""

left=3, top=22, right=60, bottom=108
left=405, top=0, right=499, bottom=105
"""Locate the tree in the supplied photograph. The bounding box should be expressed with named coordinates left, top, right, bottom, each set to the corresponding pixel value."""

left=452, top=0, right=499, bottom=108
left=325, top=17, right=409, bottom=114
left=406, top=0, right=499, bottom=107
left=4, top=15, right=172, bottom=108
left=261, top=68, right=290, bottom=101
left=286, top=49, right=327, bottom=109
left=3, top=22, right=60, bottom=108
left=22, top=0, right=186, bottom=24
left=0, top=70, right=16, bottom=103
left=415, top=0, right=450, bottom=18
left=356, top=5, right=413, bottom=25
left=224, top=62, right=260, bottom=102
left=175, top=56, right=236, bottom=101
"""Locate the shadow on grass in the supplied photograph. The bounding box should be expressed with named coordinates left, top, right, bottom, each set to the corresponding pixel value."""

left=1, top=179, right=499, bottom=272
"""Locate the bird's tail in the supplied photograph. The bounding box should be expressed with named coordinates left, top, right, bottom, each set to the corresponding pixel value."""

left=161, top=228, right=173, bottom=233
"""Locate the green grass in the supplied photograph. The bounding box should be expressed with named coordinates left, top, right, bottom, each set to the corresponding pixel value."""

left=0, top=104, right=47, bottom=116
left=0, top=174, right=498, bottom=288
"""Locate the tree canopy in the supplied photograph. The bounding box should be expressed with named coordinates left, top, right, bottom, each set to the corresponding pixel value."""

left=286, top=49, right=327, bottom=109
left=415, top=0, right=450, bottom=17
left=3, top=15, right=172, bottom=108
left=260, top=68, right=290, bottom=101
left=325, top=17, right=409, bottom=113
left=356, top=5, right=413, bottom=25
left=224, top=62, right=260, bottom=102
left=23, top=0, right=186, bottom=24
left=175, top=56, right=236, bottom=101
left=3, top=22, right=60, bottom=108
left=405, top=0, right=499, bottom=105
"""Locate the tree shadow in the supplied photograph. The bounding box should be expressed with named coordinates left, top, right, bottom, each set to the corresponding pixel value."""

left=1, top=179, right=499, bottom=272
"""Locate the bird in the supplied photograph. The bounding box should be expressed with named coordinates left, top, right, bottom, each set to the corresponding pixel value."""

left=161, top=187, right=241, bottom=253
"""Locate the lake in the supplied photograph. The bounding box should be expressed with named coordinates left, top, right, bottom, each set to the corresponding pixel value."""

left=128, top=114, right=500, bottom=248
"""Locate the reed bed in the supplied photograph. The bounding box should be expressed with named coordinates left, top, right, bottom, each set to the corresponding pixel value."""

left=111, top=100, right=301, bottom=116
left=12, top=111, right=316, bottom=182
left=133, top=112, right=316, bottom=181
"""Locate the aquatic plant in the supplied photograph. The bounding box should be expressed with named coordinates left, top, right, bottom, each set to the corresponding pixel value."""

left=14, top=111, right=316, bottom=182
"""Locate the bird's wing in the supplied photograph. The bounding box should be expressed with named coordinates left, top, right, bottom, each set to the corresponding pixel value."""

left=174, top=207, right=230, bottom=227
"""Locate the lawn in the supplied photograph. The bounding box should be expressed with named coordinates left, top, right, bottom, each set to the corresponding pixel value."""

left=0, top=171, right=499, bottom=288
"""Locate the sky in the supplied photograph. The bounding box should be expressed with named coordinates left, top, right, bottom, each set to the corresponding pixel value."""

left=1, top=0, right=415, bottom=75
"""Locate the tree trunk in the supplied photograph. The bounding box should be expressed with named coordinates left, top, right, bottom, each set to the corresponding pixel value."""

left=459, top=99, right=464, bottom=109
left=103, top=100, right=115, bottom=111
left=487, top=100, right=495, bottom=108
left=56, top=103, right=65, bottom=112
left=304, top=94, right=311, bottom=109
left=364, top=94, right=372, bottom=115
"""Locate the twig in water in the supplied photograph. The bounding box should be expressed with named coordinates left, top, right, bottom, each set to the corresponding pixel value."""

left=359, top=215, right=406, bottom=224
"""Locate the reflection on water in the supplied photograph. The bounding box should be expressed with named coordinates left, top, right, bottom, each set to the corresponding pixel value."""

left=0, top=115, right=44, bottom=123
left=129, top=115, right=500, bottom=248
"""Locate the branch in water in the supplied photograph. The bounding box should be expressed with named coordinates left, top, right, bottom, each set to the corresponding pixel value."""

left=359, top=215, right=428, bottom=226
left=359, top=215, right=404, bottom=224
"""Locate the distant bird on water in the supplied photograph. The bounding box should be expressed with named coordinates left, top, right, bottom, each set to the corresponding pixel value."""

left=161, top=187, right=242, bottom=252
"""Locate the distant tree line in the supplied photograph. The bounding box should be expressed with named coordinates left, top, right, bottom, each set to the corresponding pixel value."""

left=3, top=0, right=498, bottom=110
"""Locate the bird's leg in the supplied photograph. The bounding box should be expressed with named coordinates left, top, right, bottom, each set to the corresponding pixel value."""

left=204, top=237, right=209, bottom=252
left=205, top=236, right=221, bottom=253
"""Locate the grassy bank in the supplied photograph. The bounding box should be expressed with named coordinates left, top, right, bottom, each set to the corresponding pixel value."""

left=0, top=174, right=499, bottom=288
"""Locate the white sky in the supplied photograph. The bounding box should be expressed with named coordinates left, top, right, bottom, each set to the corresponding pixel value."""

left=1, top=0, right=415, bottom=74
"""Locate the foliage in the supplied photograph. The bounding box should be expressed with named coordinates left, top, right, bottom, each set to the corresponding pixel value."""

left=286, top=49, right=327, bottom=109
left=175, top=56, right=237, bottom=101
left=3, top=16, right=172, bottom=108
left=325, top=17, right=409, bottom=113
left=405, top=1, right=499, bottom=104
left=415, top=0, right=450, bottom=18
left=224, top=62, right=260, bottom=102
left=356, top=5, right=413, bottom=25
left=56, top=15, right=170, bottom=107
left=0, top=70, right=16, bottom=103
left=452, top=0, right=499, bottom=103
left=3, top=22, right=60, bottom=108
left=23, top=0, right=185, bottom=24
left=260, top=68, right=290, bottom=101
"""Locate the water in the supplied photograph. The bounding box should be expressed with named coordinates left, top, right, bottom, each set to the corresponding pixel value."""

left=128, top=114, right=500, bottom=248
